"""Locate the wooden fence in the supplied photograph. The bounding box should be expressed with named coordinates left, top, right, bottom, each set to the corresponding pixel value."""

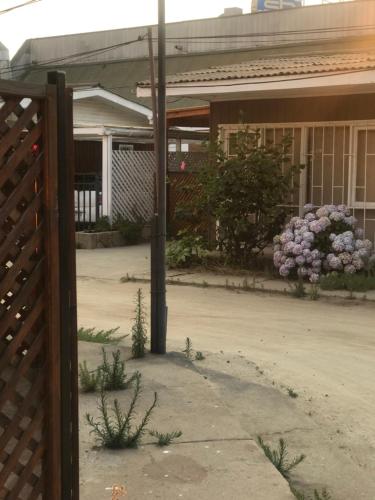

left=0, top=75, right=78, bottom=499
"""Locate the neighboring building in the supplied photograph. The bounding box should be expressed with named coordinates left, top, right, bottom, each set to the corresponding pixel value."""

left=0, top=41, right=9, bottom=72
left=138, top=50, right=375, bottom=243
left=7, top=0, right=375, bottom=229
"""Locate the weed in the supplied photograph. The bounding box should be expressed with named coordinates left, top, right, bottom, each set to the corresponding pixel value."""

left=290, top=486, right=332, bottom=500
left=78, top=326, right=126, bottom=344
left=291, top=278, right=307, bottom=299
left=100, top=349, right=137, bottom=391
left=195, top=351, right=205, bottom=361
left=202, top=280, right=209, bottom=288
left=121, top=273, right=136, bottom=283
left=320, top=271, right=375, bottom=293
left=79, top=361, right=102, bottom=393
left=86, top=373, right=157, bottom=449
left=257, top=436, right=305, bottom=480
left=309, top=285, right=320, bottom=301
left=149, top=429, right=183, bottom=446
left=131, top=289, right=148, bottom=359
left=287, top=387, right=299, bottom=399
left=183, top=337, right=193, bottom=360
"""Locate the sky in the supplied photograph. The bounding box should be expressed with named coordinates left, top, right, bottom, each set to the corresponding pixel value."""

left=0, top=0, right=327, bottom=57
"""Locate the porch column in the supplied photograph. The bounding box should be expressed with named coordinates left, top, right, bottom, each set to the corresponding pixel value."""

left=102, top=133, right=113, bottom=221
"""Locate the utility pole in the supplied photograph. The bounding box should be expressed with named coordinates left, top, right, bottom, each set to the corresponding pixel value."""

left=150, top=0, right=167, bottom=354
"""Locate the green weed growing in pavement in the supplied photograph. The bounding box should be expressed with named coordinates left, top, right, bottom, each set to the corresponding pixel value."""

left=86, top=373, right=157, bottom=449
left=78, top=326, right=127, bottom=344
left=183, top=337, right=194, bottom=360
left=290, top=486, right=332, bottom=500
left=287, top=387, right=299, bottom=399
left=131, top=289, right=148, bottom=359
left=100, top=348, right=137, bottom=391
left=79, top=361, right=102, bottom=393
left=149, top=429, right=183, bottom=447
left=257, top=436, right=305, bottom=480
left=291, top=277, right=307, bottom=299
left=195, top=351, right=205, bottom=361
left=309, top=284, right=320, bottom=301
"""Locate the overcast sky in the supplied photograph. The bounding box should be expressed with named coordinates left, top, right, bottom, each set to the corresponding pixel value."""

left=0, top=0, right=324, bottom=57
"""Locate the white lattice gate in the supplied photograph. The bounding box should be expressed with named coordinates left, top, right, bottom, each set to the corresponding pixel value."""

left=112, top=151, right=155, bottom=221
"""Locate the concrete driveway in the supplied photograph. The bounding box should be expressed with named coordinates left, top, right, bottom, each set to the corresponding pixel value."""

left=77, top=246, right=375, bottom=499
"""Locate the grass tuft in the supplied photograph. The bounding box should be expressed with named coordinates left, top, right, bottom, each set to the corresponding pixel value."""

left=291, top=486, right=332, bottom=500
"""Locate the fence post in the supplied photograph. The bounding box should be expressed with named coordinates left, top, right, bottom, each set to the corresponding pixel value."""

left=47, top=71, right=79, bottom=500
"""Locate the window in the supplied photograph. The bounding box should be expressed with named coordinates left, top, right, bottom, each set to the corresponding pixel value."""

left=306, top=126, right=350, bottom=207
left=352, top=128, right=375, bottom=208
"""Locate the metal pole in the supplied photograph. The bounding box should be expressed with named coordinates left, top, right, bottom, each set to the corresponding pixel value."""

left=150, top=0, right=167, bottom=354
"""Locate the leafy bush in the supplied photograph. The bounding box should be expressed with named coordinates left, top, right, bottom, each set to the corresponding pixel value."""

left=100, top=348, right=137, bottom=391
left=86, top=373, right=158, bottom=449
left=178, top=129, right=302, bottom=265
left=132, top=289, right=148, bottom=359
left=113, top=214, right=144, bottom=245
left=257, top=436, right=305, bottom=480
left=167, top=231, right=208, bottom=269
left=274, top=204, right=373, bottom=283
left=320, top=272, right=375, bottom=292
left=93, top=216, right=112, bottom=232
left=77, top=326, right=127, bottom=344
left=149, top=429, right=183, bottom=446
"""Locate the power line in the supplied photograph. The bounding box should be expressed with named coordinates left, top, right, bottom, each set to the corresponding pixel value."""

left=0, top=0, right=41, bottom=15
left=161, top=23, right=375, bottom=40
left=0, top=34, right=147, bottom=77
left=1, top=21, right=374, bottom=78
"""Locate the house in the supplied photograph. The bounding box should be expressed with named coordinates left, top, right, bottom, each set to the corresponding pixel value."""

left=137, top=9, right=375, bottom=244
left=6, top=0, right=375, bottom=229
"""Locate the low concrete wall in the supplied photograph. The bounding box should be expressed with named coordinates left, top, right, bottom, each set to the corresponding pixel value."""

left=76, top=231, right=125, bottom=249
left=76, top=225, right=151, bottom=249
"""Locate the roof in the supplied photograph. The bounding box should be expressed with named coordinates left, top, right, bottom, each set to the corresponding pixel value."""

left=138, top=52, right=375, bottom=87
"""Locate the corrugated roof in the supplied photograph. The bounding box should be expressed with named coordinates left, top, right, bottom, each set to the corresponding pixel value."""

left=138, top=52, right=375, bottom=86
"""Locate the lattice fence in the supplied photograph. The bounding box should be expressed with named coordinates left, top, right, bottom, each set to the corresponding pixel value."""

left=112, top=151, right=155, bottom=221
left=0, top=79, right=76, bottom=499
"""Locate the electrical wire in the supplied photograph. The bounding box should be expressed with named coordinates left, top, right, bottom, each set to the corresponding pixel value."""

left=1, top=21, right=374, bottom=78
left=0, top=34, right=147, bottom=77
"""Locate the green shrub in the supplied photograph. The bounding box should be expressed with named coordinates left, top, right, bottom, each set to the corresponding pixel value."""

left=177, top=129, right=303, bottom=265
left=320, top=272, right=375, bottom=292
left=132, top=289, right=148, bottom=359
left=113, top=214, right=144, bottom=245
left=167, top=231, right=208, bottom=269
left=86, top=373, right=158, bottom=449
left=94, top=216, right=112, bottom=232
left=100, top=348, right=137, bottom=391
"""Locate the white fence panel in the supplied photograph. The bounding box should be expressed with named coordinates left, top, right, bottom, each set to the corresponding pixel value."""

left=112, top=151, right=155, bottom=221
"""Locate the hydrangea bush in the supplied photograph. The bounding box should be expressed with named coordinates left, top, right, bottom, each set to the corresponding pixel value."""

left=273, top=204, right=373, bottom=282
